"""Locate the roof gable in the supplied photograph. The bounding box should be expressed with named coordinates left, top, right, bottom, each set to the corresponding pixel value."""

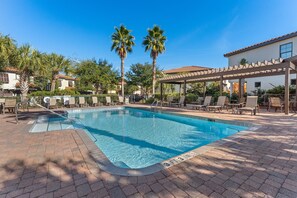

left=224, top=31, right=297, bottom=57
left=164, top=66, right=211, bottom=74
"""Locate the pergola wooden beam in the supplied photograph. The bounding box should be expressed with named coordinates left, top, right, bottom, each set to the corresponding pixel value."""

left=162, top=69, right=297, bottom=84
left=158, top=56, right=297, bottom=115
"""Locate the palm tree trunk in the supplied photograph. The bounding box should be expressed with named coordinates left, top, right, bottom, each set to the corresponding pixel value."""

left=152, top=57, right=156, bottom=96
left=51, top=78, right=56, bottom=92
left=121, top=58, right=125, bottom=97
left=20, top=72, right=29, bottom=98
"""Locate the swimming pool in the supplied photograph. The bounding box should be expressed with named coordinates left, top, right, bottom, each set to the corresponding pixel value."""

left=31, top=107, right=248, bottom=169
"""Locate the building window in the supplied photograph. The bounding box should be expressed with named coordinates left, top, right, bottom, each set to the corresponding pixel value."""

left=68, top=81, right=73, bottom=87
left=255, top=82, right=261, bottom=88
left=0, top=73, right=9, bottom=83
left=280, top=42, right=293, bottom=59
left=291, top=79, right=296, bottom=85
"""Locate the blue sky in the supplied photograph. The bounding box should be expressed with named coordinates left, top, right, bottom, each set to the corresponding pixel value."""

left=1, top=0, right=297, bottom=72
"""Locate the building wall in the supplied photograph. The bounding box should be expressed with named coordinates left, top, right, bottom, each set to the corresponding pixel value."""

left=0, top=72, right=19, bottom=90
left=58, top=79, right=75, bottom=90
left=227, top=37, right=297, bottom=93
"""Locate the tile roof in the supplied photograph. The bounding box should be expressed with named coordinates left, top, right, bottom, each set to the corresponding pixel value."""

left=0, top=67, right=19, bottom=73
left=224, top=31, right=297, bottom=57
left=57, top=74, right=76, bottom=80
left=164, top=66, right=211, bottom=74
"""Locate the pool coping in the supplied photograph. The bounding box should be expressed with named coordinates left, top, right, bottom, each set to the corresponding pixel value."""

left=55, top=106, right=262, bottom=176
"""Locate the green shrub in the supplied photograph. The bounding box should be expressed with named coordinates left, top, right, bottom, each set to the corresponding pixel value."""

left=185, top=93, right=197, bottom=103
left=29, top=89, right=80, bottom=97
left=145, top=97, right=155, bottom=104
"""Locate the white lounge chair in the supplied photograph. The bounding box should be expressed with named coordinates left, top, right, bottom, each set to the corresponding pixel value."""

left=49, top=98, right=57, bottom=109
left=206, top=96, right=226, bottom=112
left=92, top=96, right=99, bottom=106
left=79, top=97, right=86, bottom=107
left=118, top=96, right=124, bottom=105
left=171, top=96, right=185, bottom=107
left=238, top=96, right=259, bottom=115
left=187, top=96, right=212, bottom=110
left=105, top=96, right=114, bottom=106
left=162, top=96, right=173, bottom=106
left=68, top=97, right=76, bottom=108
left=2, top=98, right=17, bottom=114
left=267, top=97, right=284, bottom=112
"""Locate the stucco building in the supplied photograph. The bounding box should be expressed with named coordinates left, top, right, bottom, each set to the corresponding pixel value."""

left=224, top=31, right=297, bottom=94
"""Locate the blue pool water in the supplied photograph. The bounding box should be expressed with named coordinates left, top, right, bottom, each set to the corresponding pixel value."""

left=31, top=107, right=248, bottom=169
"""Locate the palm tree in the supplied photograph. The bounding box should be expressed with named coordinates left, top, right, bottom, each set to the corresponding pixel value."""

left=0, top=34, right=17, bottom=69
left=143, top=25, right=166, bottom=95
left=43, top=53, right=71, bottom=92
left=14, top=44, right=45, bottom=97
left=111, top=25, right=135, bottom=97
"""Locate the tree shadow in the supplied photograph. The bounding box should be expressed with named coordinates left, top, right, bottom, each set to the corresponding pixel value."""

left=0, top=110, right=297, bottom=197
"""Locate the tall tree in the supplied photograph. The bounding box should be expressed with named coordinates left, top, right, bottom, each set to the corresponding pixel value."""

left=14, top=45, right=45, bottom=97
left=143, top=25, right=166, bottom=95
left=111, top=25, right=135, bottom=97
left=43, top=53, right=71, bottom=92
left=75, top=59, right=118, bottom=94
left=0, top=34, right=17, bottom=69
left=126, top=63, right=162, bottom=96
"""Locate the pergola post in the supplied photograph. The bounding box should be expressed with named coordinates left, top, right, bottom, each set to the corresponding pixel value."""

left=203, top=82, right=206, bottom=98
left=239, top=79, right=243, bottom=99
left=160, top=83, right=163, bottom=105
left=183, top=80, right=187, bottom=106
left=230, top=82, right=233, bottom=98
left=179, top=84, right=182, bottom=98
left=285, top=67, right=291, bottom=115
left=220, top=76, right=223, bottom=96
left=295, top=72, right=297, bottom=110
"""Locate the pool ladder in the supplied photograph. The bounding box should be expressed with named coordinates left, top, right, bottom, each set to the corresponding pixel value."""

left=150, top=100, right=162, bottom=111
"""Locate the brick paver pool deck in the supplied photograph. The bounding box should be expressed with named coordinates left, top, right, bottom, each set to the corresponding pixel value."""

left=0, top=105, right=297, bottom=198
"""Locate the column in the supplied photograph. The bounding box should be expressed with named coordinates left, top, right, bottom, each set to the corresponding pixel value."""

left=285, top=67, right=290, bottom=114
left=230, top=82, right=233, bottom=98
left=220, top=76, right=223, bottom=96
left=203, top=82, right=206, bottom=98
left=239, top=79, right=242, bottom=99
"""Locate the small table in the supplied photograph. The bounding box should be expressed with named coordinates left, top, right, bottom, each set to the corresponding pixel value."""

left=227, top=103, right=244, bottom=114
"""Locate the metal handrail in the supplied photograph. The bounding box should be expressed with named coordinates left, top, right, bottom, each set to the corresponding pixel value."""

left=30, top=99, right=98, bottom=142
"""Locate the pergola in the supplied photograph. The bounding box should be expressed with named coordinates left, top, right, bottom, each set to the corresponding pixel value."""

left=158, top=56, right=297, bottom=114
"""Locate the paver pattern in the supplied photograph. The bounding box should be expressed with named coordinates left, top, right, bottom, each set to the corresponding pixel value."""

left=0, top=105, right=297, bottom=198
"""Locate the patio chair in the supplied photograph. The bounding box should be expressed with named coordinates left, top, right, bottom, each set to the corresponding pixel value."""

left=69, top=97, right=76, bottom=108
left=49, top=98, right=57, bottom=109
left=79, top=97, right=86, bottom=107
left=118, top=96, right=124, bottom=105
left=105, top=96, right=114, bottom=106
left=162, top=96, right=173, bottom=106
left=267, top=97, right=284, bottom=112
left=170, top=96, right=185, bottom=107
left=186, top=96, right=212, bottom=110
left=0, top=98, right=5, bottom=114
left=238, top=96, right=259, bottom=115
left=92, top=96, right=99, bottom=106
left=3, top=98, right=17, bottom=114
left=206, top=96, right=227, bottom=112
